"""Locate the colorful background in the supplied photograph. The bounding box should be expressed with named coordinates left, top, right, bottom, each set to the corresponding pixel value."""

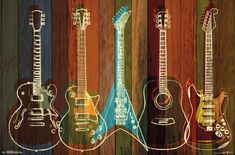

left=1, top=0, right=234, bottom=154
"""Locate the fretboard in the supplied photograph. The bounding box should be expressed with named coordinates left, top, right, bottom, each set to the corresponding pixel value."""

left=159, top=30, right=167, bottom=93
left=115, top=30, right=125, bottom=90
left=77, top=29, right=87, bottom=97
left=204, top=32, right=213, bottom=97
left=33, top=30, right=42, bottom=94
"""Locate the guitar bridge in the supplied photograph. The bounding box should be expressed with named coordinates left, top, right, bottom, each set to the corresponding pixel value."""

left=151, top=117, right=175, bottom=126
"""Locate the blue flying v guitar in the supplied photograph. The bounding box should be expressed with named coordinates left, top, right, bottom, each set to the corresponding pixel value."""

left=92, top=6, right=147, bottom=149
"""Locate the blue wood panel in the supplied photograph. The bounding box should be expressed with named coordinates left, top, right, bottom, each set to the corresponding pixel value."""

left=18, top=0, right=52, bottom=154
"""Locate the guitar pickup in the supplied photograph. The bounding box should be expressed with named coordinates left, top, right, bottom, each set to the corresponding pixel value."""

left=29, top=108, right=44, bottom=116
left=31, top=94, right=44, bottom=102
left=203, top=111, right=215, bottom=116
left=203, top=105, right=215, bottom=109
left=204, top=119, right=215, bottom=124
left=74, top=113, right=90, bottom=121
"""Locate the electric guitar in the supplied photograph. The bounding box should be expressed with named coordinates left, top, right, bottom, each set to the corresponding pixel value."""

left=186, top=5, right=232, bottom=150
left=59, top=8, right=107, bottom=152
left=138, top=8, right=189, bottom=150
left=92, top=6, right=147, bottom=150
left=8, top=8, right=60, bottom=152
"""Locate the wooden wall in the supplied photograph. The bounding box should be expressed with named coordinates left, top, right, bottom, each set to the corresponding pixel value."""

left=0, top=0, right=234, bottom=155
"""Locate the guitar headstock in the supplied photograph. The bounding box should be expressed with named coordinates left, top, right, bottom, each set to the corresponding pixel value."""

left=73, top=8, right=91, bottom=30
left=112, top=6, right=132, bottom=31
left=202, top=4, right=218, bottom=33
left=29, top=9, right=45, bottom=31
left=155, top=7, right=171, bottom=30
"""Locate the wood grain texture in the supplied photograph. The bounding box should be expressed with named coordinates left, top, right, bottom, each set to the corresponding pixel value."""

left=166, top=0, right=196, bottom=154
left=98, top=0, right=115, bottom=155
left=214, top=0, right=235, bottom=154
left=18, top=1, right=53, bottom=154
left=131, top=0, right=148, bottom=155
left=1, top=0, right=19, bottom=151
left=115, top=1, right=133, bottom=155
left=51, top=0, right=68, bottom=154
left=1, top=0, right=235, bottom=154
left=67, top=0, right=100, bottom=155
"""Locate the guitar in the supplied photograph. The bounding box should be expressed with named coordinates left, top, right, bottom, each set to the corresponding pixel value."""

left=59, top=8, right=107, bottom=152
left=8, top=8, right=60, bottom=152
left=186, top=5, right=232, bottom=150
left=92, top=6, right=147, bottom=150
left=138, top=8, right=189, bottom=150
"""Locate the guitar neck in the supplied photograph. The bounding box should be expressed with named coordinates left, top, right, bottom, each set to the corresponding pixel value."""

left=32, top=29, right=42, bottom=94
left=159, top=30, right=167, bottom=93
left=77, top=29, right=87, bottom=97
left=114, top=29, right=125, bottom=89
left=204, top=32, right=213, bottom=97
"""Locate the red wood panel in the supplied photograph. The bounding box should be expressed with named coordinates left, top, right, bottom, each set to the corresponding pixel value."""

left=52, top=0, right=68, bottom=154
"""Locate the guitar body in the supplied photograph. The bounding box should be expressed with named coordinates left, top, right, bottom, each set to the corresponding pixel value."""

left=139, top=76, right=188, bottom=150
left=59, top=86, right=107, bottom=151
left=186, top=80, right=232, bottom=150
left=93, top=84, right=147, bottom=148
left=8, top=82, right=60, bottom=151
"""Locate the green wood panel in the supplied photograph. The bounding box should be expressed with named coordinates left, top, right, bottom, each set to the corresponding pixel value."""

left=115, top=1, right=132, bottom=155
left=1, top=0, right=19, bottom=152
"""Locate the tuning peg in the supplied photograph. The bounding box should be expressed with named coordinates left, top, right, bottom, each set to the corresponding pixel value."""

left=87, top=12, right=90, bottom=17
left=41, top=22, right=45, bottom=26
left=42, top=13, right=45, bottom=18
left=87, top=21, right=91, bottom=25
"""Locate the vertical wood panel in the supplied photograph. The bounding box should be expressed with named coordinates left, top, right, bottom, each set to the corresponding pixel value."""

left=51, top=0, right=68, bottom=154
left=131, top=0, right=148, bottom=155
left=18, top=0, right=52, bottom=154
left=196, top=1, right=214, bottom=154
left=115, top=1, right=132, bottom=155
left=214, top=0, right=235, bottom=154
left=98, top=0, right=115, bottom=155
left=1, top=0, right=18, bottom=151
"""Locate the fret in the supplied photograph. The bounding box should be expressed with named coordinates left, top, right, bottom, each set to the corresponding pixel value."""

left=77, top=29, right=87, bottom=96
left=115, top=30, right=125, bottom=89
left=204, top=32, right=214, bottom=96
left=32, top=29, right=42, bottom=95
left=159, top=30, right=167, bottom=93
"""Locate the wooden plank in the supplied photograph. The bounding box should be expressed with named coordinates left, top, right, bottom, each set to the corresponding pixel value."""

left=66, top=0, right=100, bottom=154
left=178, top=0, right=196, bottom=154
left=98, top=0, right=115, bottom=155
left=51, top=0, right=68, bottom=154
left=18, top=0, right=52, bottom=154
left=195, top=1, right=212, bottom=154
left=1, top=0, right=19, bottom=151
left=131, top=0, right=148, bottom=155
left=214, top=0, right=235, bottom=154
left=115, top=1, right=132, bottom=155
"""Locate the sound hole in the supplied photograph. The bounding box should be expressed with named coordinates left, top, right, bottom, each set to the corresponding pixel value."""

left=154, top=92, right=172, bottom=110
